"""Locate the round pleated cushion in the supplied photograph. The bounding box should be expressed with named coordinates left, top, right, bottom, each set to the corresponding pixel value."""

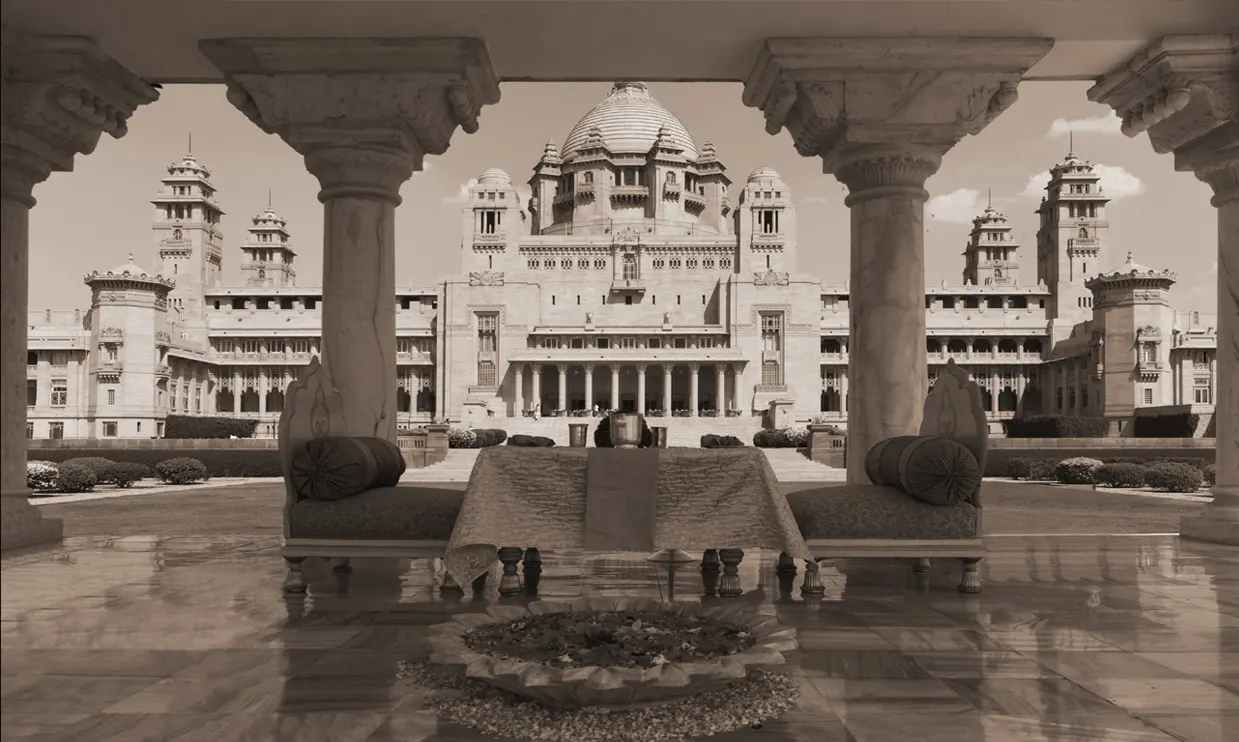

left=291, top=436, right=406, bottom=501
left=864, top=435, right=980, bottom=506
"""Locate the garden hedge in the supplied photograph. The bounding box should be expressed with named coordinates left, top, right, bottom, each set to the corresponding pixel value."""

left=29, top=448, right=282, bottom=478
left=753, top=426, right=810, bottom=448
left=164, top=415, right=258, bottom=439
left=1003, top=415, right=1110, bottom=438
left=1131, top=413, right=1200, bottom=438
left=983, top=448, right=1213, bottom=477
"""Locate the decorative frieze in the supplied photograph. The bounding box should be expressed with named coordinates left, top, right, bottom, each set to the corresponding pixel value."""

left=468, top=270, right=505, bottom=287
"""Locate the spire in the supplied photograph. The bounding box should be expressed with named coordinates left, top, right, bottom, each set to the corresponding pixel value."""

left=187, top=132, right=192, bottom=155
left=1067, top=130, right=1074, bottom=158
left=267, top=189, right=272, bottom=209
left=987, top=187, right=992, bottom=209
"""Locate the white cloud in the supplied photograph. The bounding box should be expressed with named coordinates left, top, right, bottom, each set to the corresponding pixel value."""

left=926, top=188, right=987, bottom=224
left=801, top=195, right=831, bottom=204
left=1046, top=114, right=1122, bottom=137
left=1021, top=164, right=1145, bottom=201
left=442, top=177, right=478, bottom=205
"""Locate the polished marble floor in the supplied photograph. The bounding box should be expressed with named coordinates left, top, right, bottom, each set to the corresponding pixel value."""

left=2, top=535, right=1237, bottom=742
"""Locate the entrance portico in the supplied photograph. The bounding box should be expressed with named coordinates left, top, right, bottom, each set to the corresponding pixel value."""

left=509, top=360, right=744, bottom=416
left=1, top=3, right=1235, bottom=550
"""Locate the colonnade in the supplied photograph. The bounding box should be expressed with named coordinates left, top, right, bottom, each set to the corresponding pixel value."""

left=512, top=361, right=741, bottom=415
left=1, top=29, right=1235, bottom=550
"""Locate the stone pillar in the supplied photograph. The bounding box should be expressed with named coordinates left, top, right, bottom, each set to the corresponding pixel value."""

left=513, top=364, right=524, bottom=417
left=583, top=363, right=594, bottom=411
left=258, top=368, right=268, bottom=414
left=636, top=363, right=647, bottom=413
left=689, top=363, right=700, bottom=417
left=662, top=364, right=673, bottom=413
left=715, top=364, right=726, bottom=415
left=1088, top=34, right=1237, bottom=544
left=204, top=37, right=499, bottom=440
left=990, top=367, right=1000, bottom=415
left=531, top=366, right=542, bottom=414
left=556, top=363, right=568, bottom=413
left=610, top=365, right=621, bottom=410
left=232, top=370, right=242, bottom=414
left=744, top=37, right=1050, bottom=483
left=1, top=28, right=158, bottom=551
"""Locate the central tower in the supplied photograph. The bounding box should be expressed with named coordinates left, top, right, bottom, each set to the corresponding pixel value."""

left=152, top=150, right=225, bottom=325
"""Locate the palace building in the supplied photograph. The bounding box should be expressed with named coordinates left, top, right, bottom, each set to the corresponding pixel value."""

left=26, top=82, right=1217, bottom=441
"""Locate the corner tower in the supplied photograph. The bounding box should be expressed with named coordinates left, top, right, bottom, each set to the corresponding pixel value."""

left=1085, top=253, right=1177, bottom=421
left=737, top=168, right=797, bottom=274
left=963, top=202, right=1020, bottom=286
left=240, top=203, right=296, bottom=287
left=152, top=149, right=225, bottom=324
left=1034, top=150, right=1110, bottom=338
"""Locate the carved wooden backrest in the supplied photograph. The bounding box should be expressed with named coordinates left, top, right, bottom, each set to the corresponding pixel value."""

left=278, top=357, right=350, bottom=537
left=921, top=359, right=988, bottom=506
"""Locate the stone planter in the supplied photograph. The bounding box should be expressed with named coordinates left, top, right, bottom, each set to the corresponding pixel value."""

left=568, top=422, right=589, bottom=447
left=651, top=425, right=669, bottom=448
left=609, top=412, right=643, bottom=448
left=427, top=598, right=797, bottom=709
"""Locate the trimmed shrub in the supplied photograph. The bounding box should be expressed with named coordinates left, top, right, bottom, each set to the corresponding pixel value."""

left=55, top=462, right=97, bottom=493
left=471, top=429, right=508, bottom=447
left=1095, top=463, right=1148, bottom=489
left=447, top=428, right=478, bottom=449
left=26, top=461, right=59, bottom=492
left=1003, top=415, right=1110, bottom=438
left=107, top=461, right=152, bottom=488
left=1006, top=457, right=1061, bottom=480
left=29, top=448, right=282, bottom=478
left=163, top=415, right=258, bottom=439
left=1054, top=457, right=1105, bottom=485
left=1203, top=464, right=1216, bottom=487
left=1144, top=462, right=1204, bottom=493
left=1146, top=457, right=1210, bottom=471
left=61, top=456, right=116, bottom=476
left=593, top=416, right=654, bottom=448
left=753, top=428, right=808, bottom=448
left=1132, top=412, right=1200, bottom=438
left=154, top=457, right=210, bottom=485
left=782, top=425, right=810, bottom=447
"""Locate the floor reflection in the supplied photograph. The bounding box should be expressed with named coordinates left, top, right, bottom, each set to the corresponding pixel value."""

left=1, top=535, right=1235, bottom=741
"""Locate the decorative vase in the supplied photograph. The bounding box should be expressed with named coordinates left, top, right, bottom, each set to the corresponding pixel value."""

left=609, top=411, right=642, bottom=448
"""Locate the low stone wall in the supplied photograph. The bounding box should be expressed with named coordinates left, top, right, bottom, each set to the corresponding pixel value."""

left=807, top=426, right=846, bottom=467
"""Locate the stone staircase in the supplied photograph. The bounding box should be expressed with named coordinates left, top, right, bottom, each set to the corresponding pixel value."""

left=493, top=416, right=767, bottom=447
left=401, top=446, right=844, bottom=484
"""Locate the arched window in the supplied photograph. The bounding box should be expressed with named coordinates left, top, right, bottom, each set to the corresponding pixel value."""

left=172, top=228, right=182, bottom=240
left=666, top=171, right=677, bottom=184
left=583, top=171, right=593, bottom=184
left=1078, top=227, right=1089, bottom=238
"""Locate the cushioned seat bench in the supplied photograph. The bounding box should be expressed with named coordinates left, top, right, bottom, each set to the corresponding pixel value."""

left=781, top=360, right=988, bottom=593
left=288, top=485, right=464, bottom=542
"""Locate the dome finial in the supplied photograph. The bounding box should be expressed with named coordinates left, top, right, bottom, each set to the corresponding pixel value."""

left=128, top=252, right=135, bottom=262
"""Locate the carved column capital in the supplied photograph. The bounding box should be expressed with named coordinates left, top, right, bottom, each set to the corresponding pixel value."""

left=302, top=145, right=416, bottom=205
left=202, top=37, right=500, bottom=194
left=742, top=37, right=1051, bottom=172
left=1, top=26, right=158, bottom=204
left=1089, top=33, right=1238, bottom=205
left=832, top=143, right=942, bottom=203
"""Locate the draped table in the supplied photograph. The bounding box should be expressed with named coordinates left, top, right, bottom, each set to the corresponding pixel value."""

left=442, top=447, right=813, bottom=588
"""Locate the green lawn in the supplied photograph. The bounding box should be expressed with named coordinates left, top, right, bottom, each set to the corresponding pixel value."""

left=35, top=480, right=1202, bottom=538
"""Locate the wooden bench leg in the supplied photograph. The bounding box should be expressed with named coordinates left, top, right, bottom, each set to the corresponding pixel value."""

left=439, top=559, right=464, bottom=595
left=912, top=557, right=932, bottom=573
left=958, top=557, right=983, bottom=594
left=700, top=549, right=721, bottom=597
left=522, top=547, right=542, bottom=595
left=283, top=557, right=307, bottom=595
left=471, top=573, right=489, bottom=592
left=498, top=547, right=525, bottom=597
left=331, top=557, right=352, bottom=574
left=718, top=548, right=744, bottom=598
left=776, top=552, right=798, bottom=578
left=801, top=558, right=825, bottom=596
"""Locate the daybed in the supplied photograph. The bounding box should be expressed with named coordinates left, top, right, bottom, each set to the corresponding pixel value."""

left=784, top=360, right=988, bottom=593
left=277, top=358, right=468, bottom=594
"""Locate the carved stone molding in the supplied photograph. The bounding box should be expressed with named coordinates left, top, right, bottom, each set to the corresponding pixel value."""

left=1, top=26, right=158, bottom=203
left=468, top=270, right=505, bottom=287
left=742, top=38, right=1052, bottom=171
left=832, top=144, right=942, bottom=196
left=752, top=270, right=790, bottom=286
left=201, top=38, right=500, bottom=180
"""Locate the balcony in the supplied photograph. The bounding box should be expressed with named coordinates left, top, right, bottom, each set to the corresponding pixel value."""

left=609, top=277, right=646, bottom=294
left=683, top=191, right=706, bottom=211
left=662, top=181, right=682, bottom=198
left=610, top=185, right=649, bottom=204
left=100, top=361, right=124, bottom=373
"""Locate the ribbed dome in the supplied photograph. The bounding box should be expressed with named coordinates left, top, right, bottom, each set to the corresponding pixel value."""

left=747, top=167, right=782, bottom=182
left=562, top=82, right=698, bottom=161
left=478, top=168, right=512, bottom=185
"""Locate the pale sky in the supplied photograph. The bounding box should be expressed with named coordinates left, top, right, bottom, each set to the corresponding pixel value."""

left=28, top=81, right=1218, bottom=314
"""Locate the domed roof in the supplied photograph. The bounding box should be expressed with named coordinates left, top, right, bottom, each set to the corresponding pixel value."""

left=562, top=83, right=698, bottom=161
left=477, top=168, right=512, bottom=186
left=747, top=166, right=782, bottom=182
left=107, top=254, right=151, bottom=276
left=85, top=253, right=174, bottom=289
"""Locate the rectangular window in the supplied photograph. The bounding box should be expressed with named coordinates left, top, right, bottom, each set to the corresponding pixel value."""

left=1194, top=376, right=1212, bottom=404
left=290, top=339, right=311, bottom=355
left=49, top=422, right=64, bottom=440
left=51, top=381, right=67, bottom=407
left=760, top=312, right=783, bottom=385
left=103, top=421, right=118, bottom=437
left=156, top=422, right=165, bottom=438
left=242, top=339, right=260, bottom=354
left=476, top=312, right=499, bottom=387
left=107, top=388, right=116, bottom=405
left=27, top=379, right=38, bottom=407
left=1143, top=388, right=1154, bottom=405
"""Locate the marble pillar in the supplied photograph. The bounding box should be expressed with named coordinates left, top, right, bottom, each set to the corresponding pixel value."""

left=834, top=145, right=939, bottom=480
left=662, top=365, right=673, bottom=413
left=715, top=365, right=726, bottom=414
left=0, top=28, right=158, bottom=551
left=531, top=367, right=542, bottom=414
left=689, top=363, right=700, bottom=416
left=583, top=363, right=594, bottom=410
left=1183, top=165, right=1239, bottom=544
left=556, top=363, right=568, bottom=413
left=610, top=366, right=620, bottom=410
left=513, top=365, right=524, bottom=416
left=204, top=36, right=499, bottom=433
left=1087, top=34, right=1238, bottom=543
left=742, top=37, right=1050, bottom=484
left=636, top=363, right=647, bottom=413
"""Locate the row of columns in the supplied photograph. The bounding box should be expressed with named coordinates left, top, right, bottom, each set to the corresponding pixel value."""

left=0, top=30, right=1234, bottom=549
left=512, top=362, right=737, bottom=415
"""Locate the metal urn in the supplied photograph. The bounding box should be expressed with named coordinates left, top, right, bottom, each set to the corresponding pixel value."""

left=608, top=411, right=642, bottom=448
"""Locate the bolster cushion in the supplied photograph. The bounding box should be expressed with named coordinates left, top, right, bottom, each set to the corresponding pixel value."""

left=864, top=435, right=980, bottom=506
left=291, top=436, right=406, bottom=501
left=288, top=485, right=462, bottom=540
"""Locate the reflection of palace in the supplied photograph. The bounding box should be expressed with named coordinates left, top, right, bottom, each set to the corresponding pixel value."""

left=26, top=82, right=1216, bottom=440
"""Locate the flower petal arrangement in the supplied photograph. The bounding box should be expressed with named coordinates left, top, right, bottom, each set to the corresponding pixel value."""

left=427, top=597, right=798, bottom=709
